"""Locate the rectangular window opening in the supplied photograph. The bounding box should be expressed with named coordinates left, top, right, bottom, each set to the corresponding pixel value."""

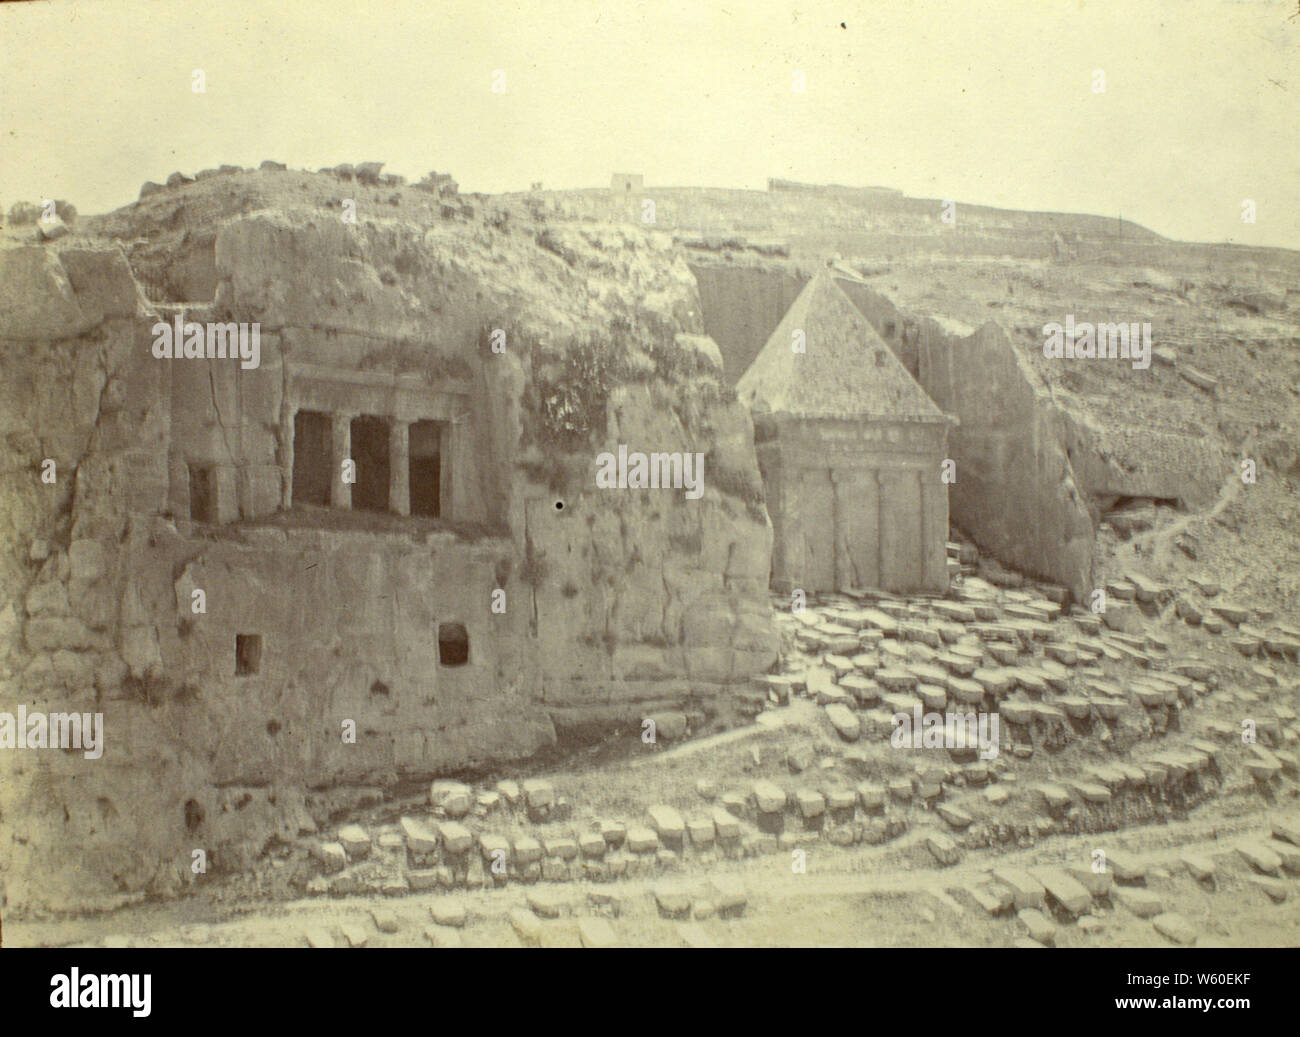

left=291, top=410, right=331, bottom=507
left=189, top=464, right=215, bottom=523
left=235, top=634, right=262, bottom=676
left=350, top=415, right=390, bottom=512
left=409, top=419, right=446, bottom=518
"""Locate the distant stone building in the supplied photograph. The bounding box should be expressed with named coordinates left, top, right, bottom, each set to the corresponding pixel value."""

left=737, top=271, right=952, bottom=594
left=610, top=173, right=643, bottom=193
left=767, top=178, right=902, bottom=197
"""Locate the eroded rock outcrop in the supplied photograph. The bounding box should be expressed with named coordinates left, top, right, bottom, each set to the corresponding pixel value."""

left=0, top=181, right=776, bottom=910
left=918, top=321, right=1096, bottom=601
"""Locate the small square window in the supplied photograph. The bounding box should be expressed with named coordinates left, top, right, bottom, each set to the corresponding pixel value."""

left=235, top=634, right=262, bottom=676
left=438, top=623, right=469, bottom=666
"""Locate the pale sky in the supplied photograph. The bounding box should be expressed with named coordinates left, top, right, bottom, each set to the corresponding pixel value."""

left=1, top=0, right=1297, bottom=247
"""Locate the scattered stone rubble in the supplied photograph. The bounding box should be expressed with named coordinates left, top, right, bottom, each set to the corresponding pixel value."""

left=211, top=538, right=1300, bottom=947
left=5, top=165, right=1298, bottom=946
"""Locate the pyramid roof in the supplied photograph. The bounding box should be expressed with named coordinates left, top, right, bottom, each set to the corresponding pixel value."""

left=736, top=271, right=945, bottom=421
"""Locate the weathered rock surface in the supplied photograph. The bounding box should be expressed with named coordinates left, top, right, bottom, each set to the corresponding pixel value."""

left=0, top=180, right=778, bottom=909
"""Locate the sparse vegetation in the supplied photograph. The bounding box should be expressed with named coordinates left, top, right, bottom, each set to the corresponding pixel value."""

left=535, top=227, right=576, bottom=266
left=524, top=331, right=630, bottom=453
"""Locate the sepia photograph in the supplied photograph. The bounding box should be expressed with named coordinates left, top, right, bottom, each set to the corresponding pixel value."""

left=0, top=0, right=1297, bottom=1003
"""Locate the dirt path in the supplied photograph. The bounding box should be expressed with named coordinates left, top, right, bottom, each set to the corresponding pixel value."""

left=1129, top=434, right=1253, bottom=571
left=9, top=794, right=1297, bottom=949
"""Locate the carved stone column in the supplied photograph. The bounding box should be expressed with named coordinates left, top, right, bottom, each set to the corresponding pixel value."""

left=389, top=420, right=410, bottom=516
left=331, top=413, right=352, bottom=509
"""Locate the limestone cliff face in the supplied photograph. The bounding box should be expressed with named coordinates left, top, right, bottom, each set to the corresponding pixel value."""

left=690, top=264, right=807, bottom=385
left=917, top=321, right=1097, bottom=601
left=0, top=244, right=182, bottom=906
left=0, top=194, right=777, bottom=909
left=1059, top=410, right=1232, bottom=511
left=208, top=210, right=777, bottom=722
left=213, top=211, right=705, bottom=349
left=521, top=379, right=776, bottom=730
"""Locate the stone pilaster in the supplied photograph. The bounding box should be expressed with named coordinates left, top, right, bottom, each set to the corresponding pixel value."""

left=389, top=420, right=410, bottom=516
left=331, top=413, right=352, bottom=509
